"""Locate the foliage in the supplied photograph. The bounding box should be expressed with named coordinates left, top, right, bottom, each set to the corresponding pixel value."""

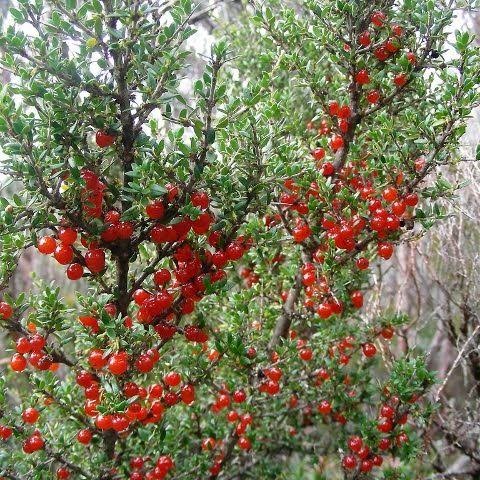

left=0, top=0, right=479, bottom=479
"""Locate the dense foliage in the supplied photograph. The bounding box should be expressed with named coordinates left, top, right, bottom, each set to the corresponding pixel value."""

left=0, top=0, right=479, bottom=479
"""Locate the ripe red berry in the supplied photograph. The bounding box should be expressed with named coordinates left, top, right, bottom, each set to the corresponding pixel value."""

left=360, top=459, right=373, bottom=473
left=77, top=428, right=93, bottom=444
left=350, top=290, right=363, bottom=309
left=380, top=404, right=395, bottom=418
left=328, top=100, right=339, bottom=116
left=377, top=418, right=394, bottom=433
left=237, top=436, right=251, bottom=450
left=0, top=301, right=13, bottom=320
left=378, top=437, right=391, bottom=450
left=233, top=390, right=247, bottom=403
left=359, top=31, right=371, bottom=46
left=394, top=73, right=408, bottom=87
left=348, top=435, right=363, bottom=453
left=299, top=348, right=313, bottom=361
left=54, top=244, right=74, bottom=265
left=362, top=342, right=377, bottom=358
left=191, top=191, right=210, bottom=209
left=135, top=354, right=154, bottom=373
left=318, top=400, right=332, bottom=415
left=153, top=269, right=171, bottom=286
left=317, top=302, right=332, bottom=319
left=311, top=147, right=325, bottom=161
left=367, top=89, right=380, bottom=104
left=56, top=467, right=70, bottom=479
left=88, top=349, right=107, bottom=369
left=37, top=236, right=56, bottom=254
left=11, top=353, right=27, bottom=371
left=355, top=69, right=370, bottom=85
left=382, top=186, right=398, bottom=203
left=67, top=263, right=84, bottom=281
left=85, top=249, right=105, bottom=273
left=29, top=334, right=46, bottom=352
left=378, top=242, right=394, bottom=259
left=95, top=414, right=113, bottom=430
left=342, top=455, right=357, bottom=469
left=58, top=227, right=77, bottom=245
left=371, top=10, right=386, bottom=27
left=330, top=135, right=344, bottom=150
left=146, top=201, right=165, bottom=220
left=108, top=353, right=129, bottom=375
left=405, top=193, right=419, bottom=206
left=95, top=130, right=116, bottom=148
left=164, top=371, right=181, bottom=387
left=22, top=407, right=40, bottom=424
left=356, top=257, right=369, bottom=270
left=181, top=384, right=195, bottom=405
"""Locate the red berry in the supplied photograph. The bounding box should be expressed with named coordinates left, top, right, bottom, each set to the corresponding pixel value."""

left=394, top=73, right=408, bottom=87
left=311, top=147, right=326, bottom=161
left=135, top=354, right=154, bottom=373
left=367, top=90, right=380, bottom=104
left=58, top=227, right=77, bottom=245
left=355, top=69, right=370, bottom=85
left=77, top=428, right=93, bottom=444
left=10, top=353, right=27, bottom=371
left=22, top=407, right=40, bottom=424
left=146, top=201, right=165, bottom=220
left=153, top=269, right=171, bottom=286
left=328, top=100, right=339, bottom=116
left=29, top=334, right=46, bottom=352
left=88, top=349, right=107, bottom=369
left=232, top=389, right=247, bottom=403
left=67, top=263, right=84, bottom=280
left=377, top=418, right=393, bottom=433
left=405, top=193, right=419, bottom=206
left=37, top=236, right=56, bottom=254
left=330, top=135, right=344, bottom=150
left=380, top=404, right=395, bottom=418
left=164, top=371, right=181, bottom=387
left=381, top=326, right=394, bottom=339
left=191, top=191, right=210, bottom=209
left=342, top=455, right=357, bottom=469
left=181, top=384, right=195, bottom=405
left=362, top=342, right=377, bottom=358
left=378, top=242, right=394, bottom=259
left=56, top=467, right=70, bottom=479
left=108, top=353, right=129, bottom=375
left=350, top=290, right=363, bottom=308
left=85, top=249, right=105, bottom=273
left=348, top=435, right=363, bottom=453
left=356, top=257, right=369, bottom=270
left=95, top=130, right=116, bottom=148
left=95, top=414, right=113, bottom=430
left=237, top=436, right=251, bottom=450
left=0, top=301, right=13, bottom=320
left=359, top=31, right=371, bottom=46
left=378, top=438, right=391, bottom=450
left=360, top=459, right=373, bottom=473
left=54, top=244, right=74, bottom=265
left=371, top=10, right=386, bottom=27
left=382, top=186, right=398, bottom=203
left=317, top=400, right=332, bottom=415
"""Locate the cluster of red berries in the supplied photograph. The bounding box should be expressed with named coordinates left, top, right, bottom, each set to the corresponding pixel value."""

left=9, top=333, right=57, bottom=373
left=37, top=225, right=105, bottom=280
left=202, top=389, right=253, bottom=476
left=128, top=454, right=174, bottom=480
left=74, top=368, right=196, bottom=438
left=342, top=394, right=412, bottom=472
